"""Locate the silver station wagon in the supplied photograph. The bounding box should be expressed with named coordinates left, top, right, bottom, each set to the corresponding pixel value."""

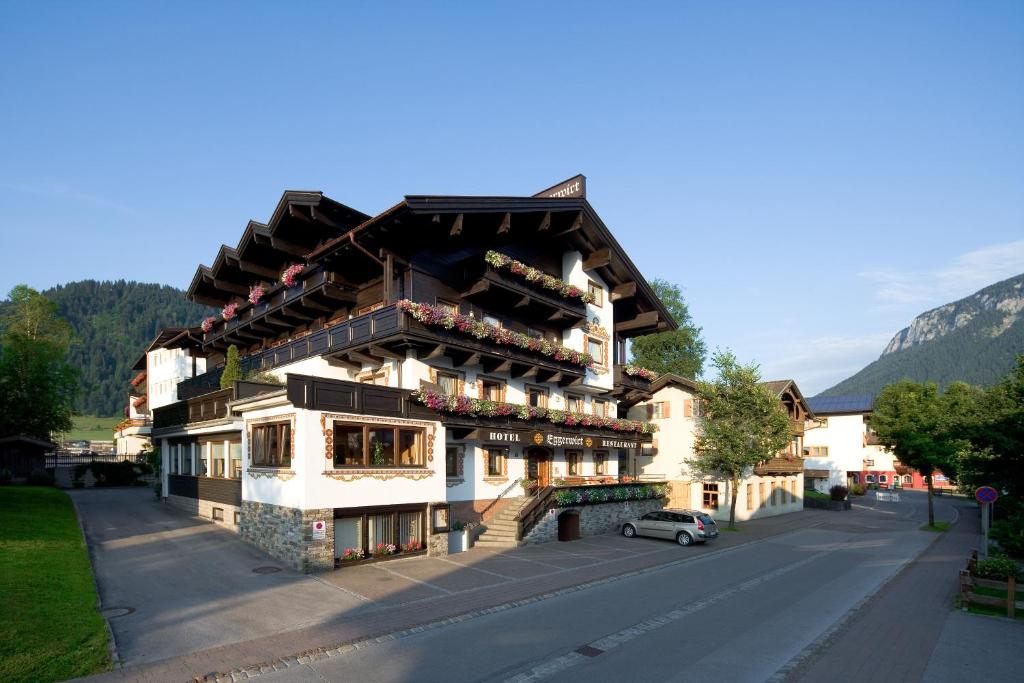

left=621, top=509, right=719, bottom=546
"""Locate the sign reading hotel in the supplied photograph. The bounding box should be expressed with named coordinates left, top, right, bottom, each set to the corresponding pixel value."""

left=482, top=428, right=641, bottom=450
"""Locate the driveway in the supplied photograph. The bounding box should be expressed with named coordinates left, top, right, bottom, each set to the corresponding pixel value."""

left=69, top=488, right=367, bottom=667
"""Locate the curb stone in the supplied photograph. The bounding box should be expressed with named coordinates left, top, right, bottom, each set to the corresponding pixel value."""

left=69, top=493, right=121, bottom=673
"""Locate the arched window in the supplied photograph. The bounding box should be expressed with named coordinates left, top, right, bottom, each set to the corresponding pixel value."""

left=904, top=475, right=913, bottom=484
left=865, top=474, right=875, bottom=483
left=879, top=474, right=888, bottom=484
left=850, top=473, right=860, bottom=484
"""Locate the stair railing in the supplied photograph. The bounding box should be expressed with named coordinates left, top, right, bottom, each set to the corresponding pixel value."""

left=478, top=477, right=523, bottom=523
left=515, top=486, right=556, bottom=541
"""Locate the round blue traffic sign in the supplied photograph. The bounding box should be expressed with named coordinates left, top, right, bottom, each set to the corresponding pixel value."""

left=975, top=486, right=998, bottom=504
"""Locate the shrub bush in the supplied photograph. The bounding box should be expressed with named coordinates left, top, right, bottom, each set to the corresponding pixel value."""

left=74, top=461, right=141, bottom=487
left=829, top=485, right=849, bottom=502
left=850, top=484, right=866, bottom=496
left=990, top=517, right=1024, bottom=559
left=973, top=554, right=1024, bottom=582
left=27, top=468, right=55, bottom=486
left=0, top=467, right=12, bottom=485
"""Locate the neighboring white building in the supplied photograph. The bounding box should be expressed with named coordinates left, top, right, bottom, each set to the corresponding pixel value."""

left=114, top=329, right=208, bottom=456
left=627, top=376, right=810, bottom=522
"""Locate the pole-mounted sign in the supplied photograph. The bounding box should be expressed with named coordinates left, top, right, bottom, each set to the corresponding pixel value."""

left=975, top=486, right=998, bottom=504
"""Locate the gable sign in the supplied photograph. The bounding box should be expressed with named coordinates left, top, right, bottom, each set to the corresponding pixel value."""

left=533, top=174, right=586, bottom=199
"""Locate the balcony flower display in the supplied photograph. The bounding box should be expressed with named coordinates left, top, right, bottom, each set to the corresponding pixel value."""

left=413, top=387, right=658, bottom=435
left=401, top=538, right=423, bottom=552
left=623, top=364, right=658, bottom=382
left=248, top=285, right=265, bottom=306
left=484, top=251, right=596, bottom=304
left=281, top=264, right=305, bottom=288
left=372, top=542, right=398, bottom=557
left=397, top=300, right=594, bottom=368
left=553, top=483, right=668, bottom=507
left=221, top=302, right=238, bottom=321
left=201, top=316, right=217, bottom=334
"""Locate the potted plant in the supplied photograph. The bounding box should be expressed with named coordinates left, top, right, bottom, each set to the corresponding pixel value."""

left=340, top=547, right=364, bottom=563
left=520, top=478, right=537, bottom=496
left=448, top=520, right=472, bottom=553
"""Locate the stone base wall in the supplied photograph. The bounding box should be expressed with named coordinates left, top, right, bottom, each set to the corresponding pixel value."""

left=427, top=531, right=448, bottom=558
left=240, top=501, right=334, bottom=573
left=448, top=495, right=526, bottom=527
left=165, top=494, right=241, bottom=532
left=523, top=498, right=665, bottom=544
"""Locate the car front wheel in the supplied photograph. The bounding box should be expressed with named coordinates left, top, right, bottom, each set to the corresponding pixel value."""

left=676, top=531, right=693, bottom=546
left=622, top=524, right=636, bottom=538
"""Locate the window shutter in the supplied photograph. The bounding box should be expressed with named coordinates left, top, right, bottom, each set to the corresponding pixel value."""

left=683, top=399, right=693, bottom=417
left=663, top=401, right=671, bottom=418
left=646, top=404, right=654, bottom=420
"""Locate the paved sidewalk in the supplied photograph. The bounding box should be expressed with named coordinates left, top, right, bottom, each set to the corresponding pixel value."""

left=921, top=610, right=1022, bottom=682
left=789, top=498, right=983, bottom=683
left=86, top=509, right=832, bottom=682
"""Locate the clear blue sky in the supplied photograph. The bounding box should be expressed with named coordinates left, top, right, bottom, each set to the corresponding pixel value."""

left=1, top=2, right=1022, bottom=394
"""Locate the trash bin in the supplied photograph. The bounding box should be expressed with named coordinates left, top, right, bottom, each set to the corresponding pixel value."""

left=557, top=510, right=580, bottom=541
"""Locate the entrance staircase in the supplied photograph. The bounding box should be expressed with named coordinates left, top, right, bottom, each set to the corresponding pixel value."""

left=473, top=496, right=533, bottom=549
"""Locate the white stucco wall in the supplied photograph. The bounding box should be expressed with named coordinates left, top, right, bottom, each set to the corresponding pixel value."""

left=803, top=413, right=898, bottom=488
left=148, top=347, right=207, bottom=410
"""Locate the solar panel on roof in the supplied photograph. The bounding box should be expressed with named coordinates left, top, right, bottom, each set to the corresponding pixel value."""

left=807, top=394, right=874, bottom=414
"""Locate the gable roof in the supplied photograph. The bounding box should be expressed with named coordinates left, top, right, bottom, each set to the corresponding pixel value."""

left=807, top=394, right=875, bottom=415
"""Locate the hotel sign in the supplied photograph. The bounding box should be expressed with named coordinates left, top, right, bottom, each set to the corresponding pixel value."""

left=533, top=174, right=586, bottom=199
left=479, top=428, right=642, bottom=450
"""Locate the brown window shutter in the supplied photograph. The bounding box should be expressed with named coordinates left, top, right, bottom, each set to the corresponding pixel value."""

left=646, top=404, right=654, bottom=420
left=683, top=399, right=693, bottom=417
left=663, top=401, right=671, bottom=418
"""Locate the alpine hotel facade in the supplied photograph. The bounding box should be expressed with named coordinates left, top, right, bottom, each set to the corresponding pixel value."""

left=152, top=177, right=678, bottom=572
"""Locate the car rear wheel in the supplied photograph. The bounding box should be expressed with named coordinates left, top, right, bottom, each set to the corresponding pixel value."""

left=622, top=524, right=636, bottom=538
left=676, top=531, right=693, bottom=546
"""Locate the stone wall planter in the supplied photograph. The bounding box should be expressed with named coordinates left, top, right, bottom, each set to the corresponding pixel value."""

left=803, top=497, right=851, bottom=511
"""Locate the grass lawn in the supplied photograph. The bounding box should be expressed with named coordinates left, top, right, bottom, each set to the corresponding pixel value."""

left=61, top=415, right=121, bottom=443
left=920, top=522, right=951, bottom=532
left=0, top=487, right=109, bottom=682
left=803, top=490, right=830, bottom=501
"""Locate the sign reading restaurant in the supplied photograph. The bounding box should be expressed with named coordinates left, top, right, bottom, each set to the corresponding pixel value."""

left=482, top=428, right=643, bottom=450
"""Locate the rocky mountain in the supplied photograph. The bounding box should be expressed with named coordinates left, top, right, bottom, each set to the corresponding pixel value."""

left=820, top=273, right=1024, bottom=397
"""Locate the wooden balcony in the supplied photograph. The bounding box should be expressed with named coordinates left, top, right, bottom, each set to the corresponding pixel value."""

left=442, top=412, right=653, bottom=446
left=461, top=264, right=586, bottom=328
left=153, top=388, right=232, bottom=431
left=611, top=364, right=654, bottom=405
left=179, top=303, right=591, bottom=399
left=753, top=455, right=804, bottom=476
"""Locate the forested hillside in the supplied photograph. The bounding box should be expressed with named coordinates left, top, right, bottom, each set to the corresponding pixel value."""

left=821, top=274, right=1024, bottom=397
left=40, top=281, right=211, bottom=415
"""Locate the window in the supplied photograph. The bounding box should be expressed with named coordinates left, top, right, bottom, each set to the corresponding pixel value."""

left=234, top=511, right=240, bottom=525
left=865, top=474, right=875, bottom=483
left=864, top=459, right=875, bottom=467
left=595, top=451, right=607, bottom=476
left=527, top=386, right=548, bottom=409
left=790, top=480, right=797, bottom=501
left=702, top=483, right=719, bottom=509
left=879, top=474, right=888, bottom=484
left=357, top=301, right=384, bottom=315
left=903, top=475, right=913, bottom=484
left=480, top=378, right=505, bottom=402
left=198, top=443, right=209, bottom=477
left=181, top=444, right=192, bottom=475
left=359, top=369, right=388, bottom=386
left=212, top=507, right=224, bottom=521
left=335, top=506, right=427, bottom=560
left=436, top=299, right=459, bottom=314
left=651, top=402, right=670, bottom=419
left=747, top=484, right=754, bottom=511
left=758, top=482, right=765, bottom=507
left=170, top=446, right=179, bottom=474
left=566, top=394, right=585, bottom=413
left=850, top=473, right=860, bottom=484
left=445, top=446, right=461, bottom=478
left=587, top=337, right=606, bottom=366
left=230, top=441, right=242, bottom=478
left=483, top=314, right=501, bottom=328
left=332, top=423, right=425, bottom=468
left=526, top=327, right=543, bottom=340
left=212, top=441, right=226, bottom=477
left=436, top=371, right=461, bottom=396
left=806, top=446, right=829, bottom=457
left=485, top=447, right=506, bottom=478
left=566, top=451, right=582, bottom=476
left=818, top=417, right=829, bottom=428
left=587, top=280, right=603, bottom=306
left=251, top=422, right=292, bottom=468
left=593, top=399, right=610, bottom=418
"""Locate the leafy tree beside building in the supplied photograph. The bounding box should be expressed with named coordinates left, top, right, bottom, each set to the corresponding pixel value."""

left=629, top=279, right=706, bottom=378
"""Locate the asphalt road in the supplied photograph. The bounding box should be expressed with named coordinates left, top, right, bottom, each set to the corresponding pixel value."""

left=258, top=491, right=960, bottom=683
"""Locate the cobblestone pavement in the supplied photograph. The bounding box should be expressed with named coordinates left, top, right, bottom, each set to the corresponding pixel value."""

left=81, top=504, right=834, bottom=682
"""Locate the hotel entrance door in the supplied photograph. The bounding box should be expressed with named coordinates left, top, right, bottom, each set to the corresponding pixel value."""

left=526, top=448, right=551, bottom=489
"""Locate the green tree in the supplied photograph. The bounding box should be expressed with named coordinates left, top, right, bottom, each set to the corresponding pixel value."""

left=686, top=351, right=791, bottom=529
left=957, top=356, right=1024, bottom=500
left=220, top=345, right=243, bottom=389
left=871, top=379, right=976, bottom=526
left=0, top=286, right=79, bottom=439
left=629, top=279, right=706, bottom=378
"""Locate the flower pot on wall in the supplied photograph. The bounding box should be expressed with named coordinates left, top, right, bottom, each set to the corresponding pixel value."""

left=447, top=529, right=470, bottom=553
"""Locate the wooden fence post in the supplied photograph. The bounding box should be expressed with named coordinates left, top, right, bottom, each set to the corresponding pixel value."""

left=1008, top=576, right=1016, bottom=619
left=959, top=569, right=972, bottom=610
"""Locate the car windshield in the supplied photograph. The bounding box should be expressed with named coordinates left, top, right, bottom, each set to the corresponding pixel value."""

left=698, top=514, right=716, bottom=526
